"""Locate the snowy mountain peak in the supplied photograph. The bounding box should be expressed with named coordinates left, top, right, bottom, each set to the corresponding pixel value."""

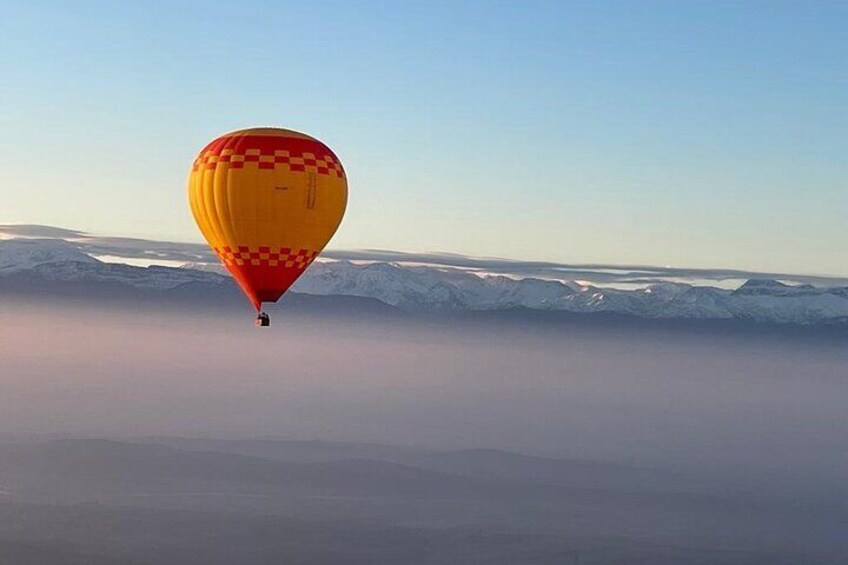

left=0, top=238, right=99, bottom=273
left=734, top=279, right=819, bottom=297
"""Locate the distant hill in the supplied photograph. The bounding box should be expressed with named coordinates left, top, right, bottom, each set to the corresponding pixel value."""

left=1, top=438, right=845, bottom=565
left=0, top=438, right=772, bottom=503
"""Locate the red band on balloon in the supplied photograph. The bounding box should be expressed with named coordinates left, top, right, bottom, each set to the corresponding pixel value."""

left=192, top=135, right=344, bottom=177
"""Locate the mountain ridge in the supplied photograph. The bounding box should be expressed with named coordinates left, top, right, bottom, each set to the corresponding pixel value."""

left=1, top=237, right=846, bottom=326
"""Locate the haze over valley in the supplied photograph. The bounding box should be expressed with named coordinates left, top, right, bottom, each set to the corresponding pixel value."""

left=1, top=250, right=846, bottom=563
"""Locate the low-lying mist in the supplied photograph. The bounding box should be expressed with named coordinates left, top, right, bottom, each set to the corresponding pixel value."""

left=2, top=297, right=847, bottom=563
left=2, top=297, right=845, bottom=492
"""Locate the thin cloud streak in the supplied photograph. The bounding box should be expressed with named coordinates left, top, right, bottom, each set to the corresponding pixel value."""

left=1, top=224, right=846, bottom=288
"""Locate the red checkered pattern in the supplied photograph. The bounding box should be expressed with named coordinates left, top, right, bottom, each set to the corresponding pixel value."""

left=214, top=246, right=318, bottom=269
left=193, top=149, right=344, bottom=177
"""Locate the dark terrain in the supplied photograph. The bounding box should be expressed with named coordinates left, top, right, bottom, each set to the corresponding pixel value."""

left=1, top=437, right=845, bottom=564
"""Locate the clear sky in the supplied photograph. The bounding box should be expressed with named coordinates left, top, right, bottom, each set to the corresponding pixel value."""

left=1, top=1, right=845, bottom=275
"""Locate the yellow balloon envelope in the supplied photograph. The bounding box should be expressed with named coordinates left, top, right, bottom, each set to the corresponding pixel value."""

left=188, top=127, right=347, bottom=312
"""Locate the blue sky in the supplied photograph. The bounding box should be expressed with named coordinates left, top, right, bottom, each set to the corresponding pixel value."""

left=1, top=1, right=845, bottom=275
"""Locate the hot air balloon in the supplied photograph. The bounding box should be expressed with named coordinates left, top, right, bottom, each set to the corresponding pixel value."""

left=188, top=128, right=347, bottom=326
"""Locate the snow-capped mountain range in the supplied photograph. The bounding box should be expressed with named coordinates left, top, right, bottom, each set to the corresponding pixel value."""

left=1, top=234, right=847, bottom=326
